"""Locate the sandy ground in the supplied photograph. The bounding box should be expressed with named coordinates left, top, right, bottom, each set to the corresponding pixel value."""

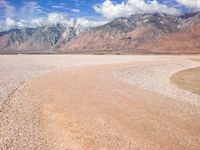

left=0, top=55, right=158, bottom=108
left=0, top=55, right=200, bottom=149
left=117, top=58, right=200, bottom=105
left=171, top=67, right=200, bottom=95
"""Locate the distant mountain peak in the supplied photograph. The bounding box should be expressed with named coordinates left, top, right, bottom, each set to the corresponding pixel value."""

left=180, top=11, right=200, bottom=19
left=0, top=23, right=87, bottom=53
left=0, top=12, right=200, bottom=54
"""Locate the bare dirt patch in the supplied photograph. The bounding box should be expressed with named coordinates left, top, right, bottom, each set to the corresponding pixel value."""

left=1, top=55, right=200, bottom=149
left=171, top=67, right=200, bottom=95
left=191, top=58, right=200, bottom=62
left=1, top=63, right=200, bottom=149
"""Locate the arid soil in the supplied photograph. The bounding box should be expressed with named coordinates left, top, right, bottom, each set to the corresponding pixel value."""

left=0, top=55, right=150, bottom=108
left=0, top=55, right=200, bottom=150
left=137, top=24, right=200, bottom=54
left=171, top=67, right=200, bottom=95
left=117, top=58, right=200, bottom=105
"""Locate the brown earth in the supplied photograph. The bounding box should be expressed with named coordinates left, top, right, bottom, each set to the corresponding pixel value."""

left=1, top=60, right=200, bottom=149
left=171, top=66, right=200, bottom=95
left=137, top=24, right=200, bottom=54
left=60, top=24, right=200, bottom=54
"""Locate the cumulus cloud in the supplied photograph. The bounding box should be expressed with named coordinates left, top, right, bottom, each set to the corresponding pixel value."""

left=30, top=18, right=45, bottom=27
left=47, top=13, right=106, bottom=27
left=47, top=13, right=67, bottom=24
left=176, top=0, right=200, bottom=11
left=1, top=13, right=69, bottom=31
left=0, top=12, right=107, bottom=31
left=5, top=18, right=16, bottom=28
left=17, top=19, right=28, bottom=28
left=3, top=18, right=29, bottom=30
left=76, top=18, right=107, bottom=27
left=93, top=0, right=181, bottom=20
left=0, top=1, right=46, bottom=31
left=0, top=0, right=106, bottom=32
left=4, top=0, right=200, bottom=32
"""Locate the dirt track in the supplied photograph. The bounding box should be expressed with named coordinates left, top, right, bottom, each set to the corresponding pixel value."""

left=0, top=55, right=200, bottom=149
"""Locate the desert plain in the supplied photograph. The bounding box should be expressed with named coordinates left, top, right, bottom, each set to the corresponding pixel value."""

left=0, top=55, right=200, bottom=150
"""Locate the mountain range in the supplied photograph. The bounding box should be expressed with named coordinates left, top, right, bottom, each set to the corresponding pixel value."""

left=1, top=12, right=200, bottom=54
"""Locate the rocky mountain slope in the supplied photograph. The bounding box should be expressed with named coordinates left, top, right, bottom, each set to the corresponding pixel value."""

left=60, top=12, right=200, bottom=54
left=0, top=12, right=200, bottom=54
left=137, top=24, right=200, bottom=54
left=0, top=24, right=86, bottom=53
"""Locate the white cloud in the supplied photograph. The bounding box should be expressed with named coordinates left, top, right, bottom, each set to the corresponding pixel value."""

left=16, top=19, right=28, bottom=28
left=93, top=0, right=181, bottom=20
left=0, top=1, right=108, bottom=31
left=0, top=12, right=107, bottom=31
left=4, top=18, right=28, bottom=30
left=76, top=18, right=107, bottom=27
left=72, top=9, right=80, bottom=13
left=176, top=0, right=200, bottom=11
left=46, top=13, right=106, bottom=27
left=51, top=5, right=65, bottom=9
left=1, top=1, right=44, bottom=20
left=47, top=13, right=66, bottom=24
left=1, top=0, right=189, bottom=31
left=0, top=0, right=16, bottom=18
left=30, top=18, right=45, bottom=27
left=0, top=1, right=45, bottom=30
left=50, top=2, right=67, bottom=9
left=19, top=1, right=44, bottom=18
left=2, top=13, right=69, bottom=31
left=5, top=18, right=16, bottom=28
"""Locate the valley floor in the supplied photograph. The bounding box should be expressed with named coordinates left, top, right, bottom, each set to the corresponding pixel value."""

left=0, top=55, right=200, bottom=149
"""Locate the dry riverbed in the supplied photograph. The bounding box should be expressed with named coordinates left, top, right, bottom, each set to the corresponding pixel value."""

left=0, top=55, right=200, bottom=150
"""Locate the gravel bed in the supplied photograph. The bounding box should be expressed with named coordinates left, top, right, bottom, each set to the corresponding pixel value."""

left=0, top=54, right=160, bottom=109
left=117, top=58, right=200, bottom=105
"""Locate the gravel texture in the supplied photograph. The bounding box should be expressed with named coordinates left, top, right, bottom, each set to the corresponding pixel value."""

left=0, top=55, right=159, bottom=109
left=0, top=55, right=200, bottom=149
left=117, top=57, right=200, bottom=105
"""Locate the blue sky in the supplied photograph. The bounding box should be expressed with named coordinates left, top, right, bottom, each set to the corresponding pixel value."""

left=0, top=0, right=200, bottom=31
left=5, top=0, right=102, bottom=18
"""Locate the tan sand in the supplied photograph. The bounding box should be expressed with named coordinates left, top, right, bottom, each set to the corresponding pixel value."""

left=171, top=67, right=200, bottom=95
left=0, top=54, right=160, bottom=107
left=0, top=55, right=200, bottom=149
left=117, top=58, right=200, bottom=105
